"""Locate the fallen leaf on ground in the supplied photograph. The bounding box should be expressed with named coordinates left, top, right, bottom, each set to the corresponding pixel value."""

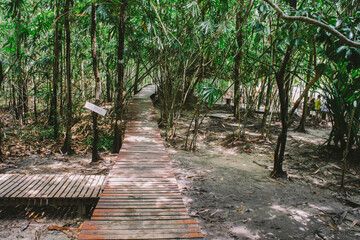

left=243, top=149, right=254, bottom=154
left=307, top=169, right=320, bottom=175
left=29, top=212, right=39, bottom=222
left=186, top=175, right=203, bottom=178
left=250, top=138, right=260, bottom=142
left=268, top=177, right=286, bottom=186
left=198, top=209, right=210, bottom=214
left=351, top=219, right=359, bottom=227
left=317, top=215, right=340, bottom=231
left=210, top=209, right=221, bottom=216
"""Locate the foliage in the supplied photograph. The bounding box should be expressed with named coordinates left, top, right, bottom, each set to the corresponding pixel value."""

left=196, top=82, right=223, bottom=107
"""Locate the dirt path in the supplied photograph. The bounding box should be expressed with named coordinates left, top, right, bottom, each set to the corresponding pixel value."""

left=156, top=106, right=360, bottom=239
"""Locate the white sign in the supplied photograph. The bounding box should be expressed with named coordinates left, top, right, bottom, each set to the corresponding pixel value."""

left=84, top=102, right=107, bottom=116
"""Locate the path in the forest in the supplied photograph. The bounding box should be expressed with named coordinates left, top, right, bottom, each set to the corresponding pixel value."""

left=78, top=85, right=203, bottom=239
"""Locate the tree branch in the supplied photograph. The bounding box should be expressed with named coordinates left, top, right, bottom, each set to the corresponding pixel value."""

left=262, top=0, right=360, bottom=48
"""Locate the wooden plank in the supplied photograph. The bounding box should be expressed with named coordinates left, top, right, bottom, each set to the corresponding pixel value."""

left=60, top=175, right=83, bottom=198
left=85, top=175, right=102, bottom=198
left=90, top=215, right=191, bottom=221
left=0, top=174, right=9, bottom=181
left=78, top=229, right=202, bottom=238
left=42, top=175, right=68, bottom=198
left=0, top=175, right=21, bottom=193
left=91, top=176, right=106, bottom=198
left=0, top=175, right=24, bottom=197
left=0, top=174, right=30, bottom=197
left=78, top=175, right=97, bottom=198
left=65, top=175, right=85, bottom=198
left=37, top=174, right=63, bottom=198
left=16, top=175, right=50, bottom=198
left=53, top=174, right=77, bottom=198
left=82, top=219, right=200, bottom=229
left=70, top=175, right=91, bottom=198
left=28, top=175, right=54, bottom=198
left=10, top=174, right=45, bottom=198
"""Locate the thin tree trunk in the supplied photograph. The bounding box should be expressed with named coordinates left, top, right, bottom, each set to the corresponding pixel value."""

left=91, top=1, right=101, bottom=162
left=271, top=0, right=297, bottom=178
left=50, top=0, right=60, bottom=138
left=271, top=44, right=293, bottom=178
left=15, top=0, right=21, bottom=121
left=61, top=0, right=73, bottom=154
left=234, top=4, right=243, bottom=119
left=112, top=0, right=127, bottom=153
left=105, top=59, right=112, bottom=102
left=0, top=61, right=3, bottom=162
left=134, top=59, right=140, bottom=94
left=33, top=77, right=38, bottom=123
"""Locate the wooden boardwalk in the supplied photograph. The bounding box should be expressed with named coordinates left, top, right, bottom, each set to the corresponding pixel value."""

left=79, top=86, right=203, bottom=239
left=0, top=174, right=106, bottom=215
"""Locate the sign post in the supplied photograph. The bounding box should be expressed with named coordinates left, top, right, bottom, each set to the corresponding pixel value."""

left=84, top=102, right=107, bottom=116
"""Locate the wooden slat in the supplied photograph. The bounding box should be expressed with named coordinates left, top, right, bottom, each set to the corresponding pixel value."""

left=37, top=174, right=63, bottom=198
left=52, top=175, right=76, bottom=198
left=65, top=175, right=86, bottom=198
left=0, top=174, right=105, bottom=200
left=0, top=175, right=24, bottom=197
left=28, top=175, right=54, bottom=198
left=85, top=175, right=102, bottom=198
left=79, top=175, right=97, bottom=198
left=10, top=175, right=45, bottom=198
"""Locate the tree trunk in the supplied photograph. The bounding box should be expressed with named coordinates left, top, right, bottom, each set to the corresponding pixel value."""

left=271, top=0, right=297, bottom=178
left=0, top=60, right=3, bottom=87
left=91, top=1, right=102, bottom=162
left=61, top=0, right=73, bottom=154
left=15, top=0, right=21, bottom=121
left=296, top=39, right=316, bottom=132
left=233, top=4, right=243, bottom=119
left=112, top=0, right=127, bottom=153
left=105, top=59, right=112, bottom=102
left=50, top=0, right=61, bottom=138
left=134, top=59, right=140, bottom=94
left=271, top=44, right=293, bottom=178
left=0, top=61, right=3, bottom=162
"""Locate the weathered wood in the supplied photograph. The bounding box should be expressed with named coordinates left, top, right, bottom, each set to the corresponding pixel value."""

left=79, top=85, right=203, bottom=239
left=0, top=174, right=105, bottom=199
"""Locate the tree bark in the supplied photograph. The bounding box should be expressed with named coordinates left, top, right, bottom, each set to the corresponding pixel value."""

left=271, top=43, right=293, bottom=178
left=50, top=0, right=61, bottom=139
left=61, top=0, right=73, bottom=154
left=15, top=0, right=21, bottom=121
left=112, top=0, right=127, bottom=153
left=91, top=1, right=102, bottom=162
left=233, top=3, right=243, bottom=119
left=271, top=0, right=297, bottom=178
left=105, top=59, right=112, bottom=102
left=134, top=59, right=140, bottom=94
left=0, top=61, right=3, bottom=162
left=0, top=61, right=3, bottom=91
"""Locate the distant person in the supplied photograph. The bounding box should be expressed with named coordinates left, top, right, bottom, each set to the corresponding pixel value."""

left=315, top=95, right=322, bottom=121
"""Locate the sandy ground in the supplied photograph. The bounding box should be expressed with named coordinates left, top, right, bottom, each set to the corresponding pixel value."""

left=158, top=105, right=360, bottom=240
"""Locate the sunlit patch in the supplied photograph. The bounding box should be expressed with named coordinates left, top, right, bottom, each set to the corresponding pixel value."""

left=230, top=225, right=261, bottom=239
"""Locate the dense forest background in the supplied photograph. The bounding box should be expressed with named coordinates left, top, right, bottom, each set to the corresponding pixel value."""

left=0, top=0, right=359, bottom=178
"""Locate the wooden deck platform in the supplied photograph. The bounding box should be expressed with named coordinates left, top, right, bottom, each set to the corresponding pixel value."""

left=79, top=86, right=203, bottom=239
left=0, top=174, right=106, bottom=215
